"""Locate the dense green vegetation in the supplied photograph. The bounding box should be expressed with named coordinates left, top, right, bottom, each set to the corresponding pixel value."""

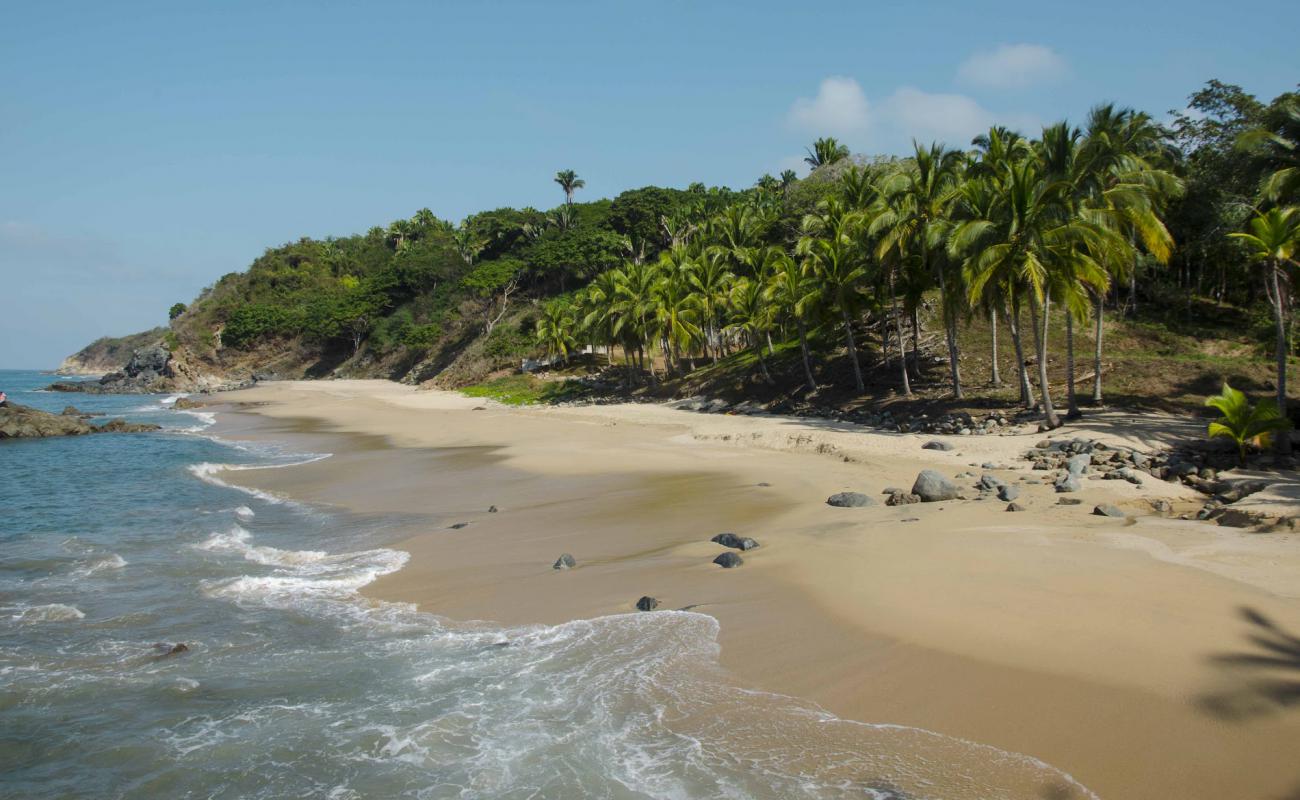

left=162, top=79, right=1298, bottom=429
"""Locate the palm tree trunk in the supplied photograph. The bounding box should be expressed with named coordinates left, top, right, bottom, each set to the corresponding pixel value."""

left=766, top=331, right=775, bottom=357
left=1270, top=262, right=1291, bottom=454
left=1065, top=312, right=1080, bottom=419
left=910, top=307, right=920, bottom=379
left=841, top=301, right=865, bottom=393
left=1028, top=290, right=1061, bottom=429
left=937, top=269, right=962, bottom=398
left=989, top=308, right=1001, bottom=387
left=756, top=344, right=773, bottom=384
left=1092, top=294, right=1104, bottom=404
left=797, top=317, right=816, bottom=393
left=1006, top=302, right=1034, bottom=408
left=890, top=278, right=911, bottom=396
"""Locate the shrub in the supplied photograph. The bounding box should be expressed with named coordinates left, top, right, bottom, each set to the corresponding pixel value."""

left=1205, top=382, right=1291, bottom=461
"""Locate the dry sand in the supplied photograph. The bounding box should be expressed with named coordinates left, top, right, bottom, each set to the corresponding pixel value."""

left=211, top=379, right=1300, bottom=800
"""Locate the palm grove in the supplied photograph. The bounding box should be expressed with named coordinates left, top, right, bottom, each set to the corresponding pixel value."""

left=191, top=80, right=1298, bottom=431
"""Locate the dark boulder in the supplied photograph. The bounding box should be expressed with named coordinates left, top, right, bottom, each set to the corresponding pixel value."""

left=448, top=522, right=471, bottom=530
left=997, top=485, right=1020, bottom=502
left=886, top=491, right=921, bottom=506
left=827, top=491, right=874, bottom=508
left=912, top=470, right=960, bottom=502
left=711, top=533, right=759, bottom=550
left=1093, top=504, right=1126, bottom=518
left=553, top=553, right=576, bottom=570
left=636, top=596, right=659, bottom=612
left=1006, top=502, right=1025, bottom=512
left=713, top=552, right=743, bottom=568
left=1058, top=497, right=1083, bottom=506
left=95, top=419, right=161, bottom=433
left=922, top=441, right=954, bottom=452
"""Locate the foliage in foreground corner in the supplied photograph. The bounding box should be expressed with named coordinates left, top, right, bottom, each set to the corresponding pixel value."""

left=1205, top=382, right=1290, bottom=461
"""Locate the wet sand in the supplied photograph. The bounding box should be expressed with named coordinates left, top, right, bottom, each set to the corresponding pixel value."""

left=212, top=380, right=1300, bottom=800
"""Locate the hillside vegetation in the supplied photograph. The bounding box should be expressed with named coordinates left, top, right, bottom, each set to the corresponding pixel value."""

left=72, top=79, right=1300, bottom=429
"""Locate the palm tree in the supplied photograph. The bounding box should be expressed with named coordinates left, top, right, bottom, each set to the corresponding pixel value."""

left=804, top=137, right=850, bottom=169
left=554, top=169, right=585, bottom=206
left=536, top=300, right=577, bottom=365
left=688, top=251, right=734, bottom=363
left=766, top=251, right=820, bottom=392
left=798, top=203, right=868, bottom=392
left=962, top=157, right=1114, bottom=428
left=1230, top=206, right=1300, bottom=447
left=453, top=224, right=484, bottom=266
left=1205, top=382, right=1291, bottom=463
left=754, top=174, right=780, bottom=195
left=780, top=169, right=799, bottom=192
left=874, top=142, right=966, bottom=397
left=727, top=277, right=776, bottom=383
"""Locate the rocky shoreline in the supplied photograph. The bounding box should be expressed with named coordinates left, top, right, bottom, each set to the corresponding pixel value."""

left=0, top=403, right=160, bottom=439
left=47, top=345, right=251, bottom=396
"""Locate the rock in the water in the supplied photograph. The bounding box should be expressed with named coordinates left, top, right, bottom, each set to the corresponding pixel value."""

left=153, top=642, right=189, bottom=657
left=922, top=441, right=954, bottom=451
left=0, top=403, right=158, bottom=439
left=911, top=470, right=959, bottom=502
left=713, top=552, right=743, bottom=568
left=1093, top=504, right=1126, bottom=518
left=172, top=396, right=204, bottom=410
left=997, top=485, right=1020, bottom=502
left=60, top=405, right=87, bottom=416
left=827, top=491, right=874, bottom=508
left=1006, top=502, right=1025, bottom=512
left=1058, top=497, right=1083, bottom=506
left=711, top=533, right=759, bottom=550
left=448, top=522, right=470, bottom=530
left=553, top=553, right=576, bottom=570
left=636, top=596, right=659, bottom=612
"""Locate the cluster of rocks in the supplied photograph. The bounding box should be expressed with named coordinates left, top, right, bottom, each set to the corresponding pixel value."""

left=0, top=403, right=160, bottom=439
left=48, top=346, right=176, bottom=394
left=628, top=530, right=761, bottom=610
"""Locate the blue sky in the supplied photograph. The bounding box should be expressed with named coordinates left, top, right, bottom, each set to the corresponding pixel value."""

left=1, top=1, right=1296, bottom=368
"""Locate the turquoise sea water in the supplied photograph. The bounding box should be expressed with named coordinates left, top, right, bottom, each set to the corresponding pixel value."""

left=0, top=368, right=1097, bottom=799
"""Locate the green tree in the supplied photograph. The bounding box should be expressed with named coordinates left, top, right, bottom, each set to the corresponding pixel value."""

left=766, top=251, right=820, bottom=392
left=1205, top=382, right=1290, bottom=462
left=536, top=299, right=577, bottom=365
left=168, top=302, right=187, bottom=320
left=1229, top=206, right=1300, bottom=444
left=554, top=169, right=585, bottom=206
left=805, top=137, right=850, bottom=169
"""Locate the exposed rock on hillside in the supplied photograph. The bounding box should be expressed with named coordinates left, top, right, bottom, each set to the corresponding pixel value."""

left=56, top=328, right=167, bottom=375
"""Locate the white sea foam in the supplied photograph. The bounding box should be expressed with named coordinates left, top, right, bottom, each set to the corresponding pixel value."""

left=71, top=553, right=127, bottom=577
left=10, top=603, right=85, bottom=623
left=234, top=506, right=255, bottom=520
left=186, top=454, right=330, bottom=504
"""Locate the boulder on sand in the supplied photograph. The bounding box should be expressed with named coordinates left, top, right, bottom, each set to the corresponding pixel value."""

left=911, top=470, right=959, bottom=502
left=713, top=552, right=743, bottom=568
left=997, top=484, right=1020, bottom=502
left=1093, top=504, right=1126, bottom=518
left=827, top=492, right=874, bottom=508
left=922, top=441, right=954, bottom=452
left=636, top=596, right=659, bottom=612
left=711, top=533, right=759, bottom=551
left=553, top=553, right=576, bottom=570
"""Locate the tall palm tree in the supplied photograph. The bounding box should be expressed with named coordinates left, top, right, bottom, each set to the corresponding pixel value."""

left=961, top=157, right=1114, bottom=428
left=536, top=300, right=577, bottom=365
left=1230, top=206, right=1300, bottom=447
left=798, top=203, right=868, bottom=392
left=766, top=252, right=820, bottom=392
left=688, top=251, right=735, bottom=362
left=554, top=169, right=585, bottom=206
left=780, top=169, right=799, bottom=192
left=874, top=142, right=966, bottom=397
left=727, top=277, right=776, bottom=383
left=804, top=137, right=850, bottom=169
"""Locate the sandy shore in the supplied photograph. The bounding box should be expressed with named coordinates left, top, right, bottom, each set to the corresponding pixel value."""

left=211, top=379, right=1300, bottom=800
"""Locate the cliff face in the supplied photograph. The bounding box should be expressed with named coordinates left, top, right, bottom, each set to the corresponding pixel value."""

left=57, top=328, right=168, bottom=375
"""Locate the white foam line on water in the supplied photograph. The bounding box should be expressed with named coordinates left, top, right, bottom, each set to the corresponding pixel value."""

left=186, top=454, right=331, bottom=505
left=6, top=603, right=86, bottom=623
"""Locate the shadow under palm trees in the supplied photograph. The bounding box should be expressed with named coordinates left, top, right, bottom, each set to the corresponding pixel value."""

left=1198, top=606, right=1300, bottom=722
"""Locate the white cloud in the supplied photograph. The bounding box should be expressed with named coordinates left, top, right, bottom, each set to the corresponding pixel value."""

left=956, top=44, right=1067, bottom=90
left=883, top=87, right=1039, bottom=147
left=787, top=76, right=871, bottom=138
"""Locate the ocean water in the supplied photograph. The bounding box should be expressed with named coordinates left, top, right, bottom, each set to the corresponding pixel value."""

left=0, top=368, right=1096, bottom=799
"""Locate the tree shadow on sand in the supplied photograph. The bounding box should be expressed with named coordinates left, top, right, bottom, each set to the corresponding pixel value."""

left=1197, top=606, right=1300, bottom=722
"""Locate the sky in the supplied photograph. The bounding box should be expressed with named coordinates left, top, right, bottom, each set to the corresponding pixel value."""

left=1, top=1, right=1296, bottom=368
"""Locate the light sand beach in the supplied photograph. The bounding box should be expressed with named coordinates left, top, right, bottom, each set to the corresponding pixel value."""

left=212, top=380, right=1300, bottom=800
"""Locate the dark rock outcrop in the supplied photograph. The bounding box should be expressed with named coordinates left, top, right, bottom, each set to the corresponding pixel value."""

left=553, top=553, right=576, bottom=570
left=712, top=552, right=743, bottom=568
left=636, top=596, right=659, bottom=612
left=0, top=403, right=159, bottom=439
left=711, top=533, right=759, bottom=550
left=827, top=491, right=874, bottom=508
left=911, top=470, right=959, bottom=502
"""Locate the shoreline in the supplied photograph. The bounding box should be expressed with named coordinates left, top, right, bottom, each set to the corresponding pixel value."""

left=209, top=379, right=1300, bottom=800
